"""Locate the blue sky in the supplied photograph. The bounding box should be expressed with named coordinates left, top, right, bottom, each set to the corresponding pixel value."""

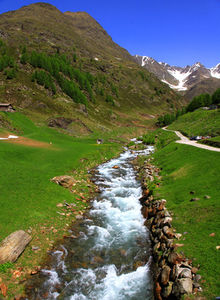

left=0, top=0, right=219, bottom=67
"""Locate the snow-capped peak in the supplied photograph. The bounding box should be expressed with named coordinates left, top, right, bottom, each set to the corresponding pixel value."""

left=134, top=54, right=220, bottom=92
left=210, top=63, right=220, bottom=79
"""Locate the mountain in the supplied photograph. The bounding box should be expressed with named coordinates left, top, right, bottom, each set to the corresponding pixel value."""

left=134, top=55, right=220, bottom=99
left=0, top=3, right=183, bottom=135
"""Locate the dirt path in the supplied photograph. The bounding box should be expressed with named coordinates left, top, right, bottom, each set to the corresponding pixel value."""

left=0, top=134, right=53, bottom=149
left=162, top=127, right=220, bottom=152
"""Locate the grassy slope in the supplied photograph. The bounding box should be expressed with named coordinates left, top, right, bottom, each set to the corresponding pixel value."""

left=146, top=128, right=220, bottom=297
left=0, top=112, right=122, bottom=240
left=168, top=109, right=220, bottom=137
left=0, top=112, right=125, bottom=297
left=0, top=2, right=183, bottom=135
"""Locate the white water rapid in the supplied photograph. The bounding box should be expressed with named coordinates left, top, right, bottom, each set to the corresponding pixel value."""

left=28, top=143, right=154, bottom=300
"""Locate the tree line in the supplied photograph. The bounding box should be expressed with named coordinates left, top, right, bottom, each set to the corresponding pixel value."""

left=21, top=48, right=95, bottom=105
left=157, top=88, right=220, bottom=127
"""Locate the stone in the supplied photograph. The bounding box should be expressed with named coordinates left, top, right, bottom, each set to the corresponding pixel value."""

left=32, top=246, right=40, bottom=251
left=193, top=282, right=200, bottom=288
left=175, top=233, right=182, bottom=240
left=168, top=252, right=182, bottom=265
left=179, top=268, right=192, bottom=279
left=163, top=226, right=169, bottom=235
left=51, top=175, right=75, bottom=188
left=191, top=267, right=198, bottom=274
left=48, top=117, right=73, bottom=129
left=160, top=266, right=171, bottom=286
left=190, top=198, right=200, bottom=202
left=216, top=245, right=220, bottom=250
left=56, top=203, right=63, bottom=207
left=161, top=281, right=173, bottom=298
left=204, top=195, right=211, bottom=199
left=142, top=206, right=149, bottom=218
left=194, top=274, right=202, bottom=282
left=0, top=283, right=7, bottom=297
left=155, top=282, right=162, bottom=300
left=162, top=217, right=172, bottom=227
left=0, top=230, right=31, bottom=264
left=190, top=191, right=195, bottom=194
left=175, top=278, right=193, bottom=294
left=143, top=189, right=150, bottom=196
left=209, top=232, right=215, bottom=237
left=175, top=243, right=184, bottom=248
left=76, top=215, right=83, bottom=220
left=112, top=165, right=119, bottom=169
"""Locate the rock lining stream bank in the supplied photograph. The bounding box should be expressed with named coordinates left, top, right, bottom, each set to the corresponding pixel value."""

left=134, top=157, right=202, bottom=299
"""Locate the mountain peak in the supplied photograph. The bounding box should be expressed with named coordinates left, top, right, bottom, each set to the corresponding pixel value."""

left=21, top=2, right=60, bottom=12
left=134, top=55, right=220, bottom=93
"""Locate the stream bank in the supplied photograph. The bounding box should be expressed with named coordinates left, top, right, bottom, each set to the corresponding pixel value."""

left=134, top=157, right=203, bottom=299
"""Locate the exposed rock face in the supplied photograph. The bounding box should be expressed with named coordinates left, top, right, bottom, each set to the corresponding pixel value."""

left=48, top=117, right=73, bottom=129
left=0, top=230, right=31, bottom=264
left=134, top=55, right=220, bottom=98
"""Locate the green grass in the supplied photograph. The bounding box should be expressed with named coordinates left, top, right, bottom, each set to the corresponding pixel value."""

left=152, top=142, right=220, bottom=298
left=141, top=128, right=179, bottom=148
left=0, top=112, right=122, bottom=241
left=168, top=108, right=220, bottom=137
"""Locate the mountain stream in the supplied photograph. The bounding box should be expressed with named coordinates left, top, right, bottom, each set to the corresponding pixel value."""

left=27, top=143, right=154, bottom=300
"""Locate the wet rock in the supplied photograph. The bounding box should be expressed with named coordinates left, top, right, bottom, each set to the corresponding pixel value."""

left=160, top=266, right=171, bottom=286
left=112, top=165, right=119, bottom=169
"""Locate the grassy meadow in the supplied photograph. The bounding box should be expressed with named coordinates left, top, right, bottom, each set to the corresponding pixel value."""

left=0, top=112, right=127, bottom=297
left=168, top=108, right=220, bottom=137
left=141, top=127, right=220, bottom=298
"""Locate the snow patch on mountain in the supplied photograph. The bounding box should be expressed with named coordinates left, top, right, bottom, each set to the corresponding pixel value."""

left=166, top=69, right=191, bottom=91
left=134, top=55, right=220, bottom=92
left=210, top=63, right=220, bottom=79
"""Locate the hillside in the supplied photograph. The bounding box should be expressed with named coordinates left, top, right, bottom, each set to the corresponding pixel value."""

left=0, top=3, right=183, bottom=136
left=168, top=108, right=220, bottom=137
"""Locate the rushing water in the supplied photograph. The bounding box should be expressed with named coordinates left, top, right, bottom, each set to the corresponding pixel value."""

left=27, top=144, right=154, bottom=300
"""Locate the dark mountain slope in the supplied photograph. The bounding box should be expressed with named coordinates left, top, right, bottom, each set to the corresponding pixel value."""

left=0, top=3, right=183, bottom=134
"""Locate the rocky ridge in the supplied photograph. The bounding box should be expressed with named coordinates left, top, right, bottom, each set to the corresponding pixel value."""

left=134, top=55, right=220, bottom=96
